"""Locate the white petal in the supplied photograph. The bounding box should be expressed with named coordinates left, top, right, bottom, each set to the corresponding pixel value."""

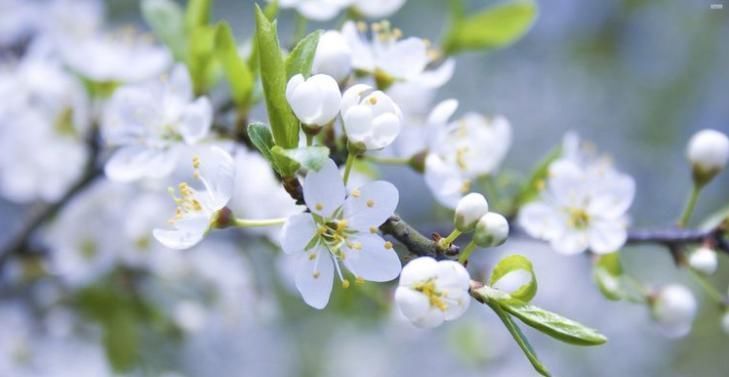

left=287, top=76, right=323, bottom=124
left=344, top=181, right=398, bottom=231
left=424, top=154, right=465, bottom=209
left=377, top=37, right=428, bottom=79
left=395, top=287, right=429, bottom=322
left=442, top=290, right=470, bottom=321
left=303, top=159, right=346, bottom=217
left=518, top=202, right=564, bottom=241
left=370, top=112, right=401, bottom=149
left=588, top=218, right=627, bottom=254
left=309, top=74, right=341, bottom=125
left=297, top=2, right=341, bottom=21
left=399, top=256, right=438, bottom=286
left=153, top=215, right=209, bottom=250
left=427, top=99, right=458, bottom=126
left=341, top=22, right=375, bottom=72
left=416, top=58, right=455, bottom=88
left=105, top=146, right=177, bottom=182
left=414, top=307, right=446, bottom=328
left=587, top=172, right=635, bottom=219
left=295, top=246, right=334, bottom=309
left=550, top=229, right=590, bottom=255
left=343, top=104, right=374, bottom=142
left=281, top=213, right=318, bottom=254
left=197, top=146, right=235, bottom=210
left=179, top=97, right=212, bottom=144
left=342, top=234, right=401, bottom=282
left=435, top=260, right=470, bottom=291
left=353, top=0, right=406, bottom=18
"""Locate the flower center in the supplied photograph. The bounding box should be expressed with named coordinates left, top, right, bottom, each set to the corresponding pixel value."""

left=169, top=182, right=203, bottom=223
left=413, top=279, right=447, bottom=312
left=567, top=207, right=590, bottom=229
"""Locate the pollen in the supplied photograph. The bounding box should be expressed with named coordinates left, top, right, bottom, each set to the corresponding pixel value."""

left=315, top=203, right=324, bottom=211
left=308, top=252, right=316, bottom=261
left=313, top=271, right=320, bottom=279
left=355, top=277, right=365, bottom=285
left=352, top=241, right=363, bottom=250
left=414, top=280, right=447, bottom=312
left=342, top=279, right=351, bottom=289
left=357, top=21, right=368, bottom=32
left=368, top=96, right=378, bottom=105
left=384, top=241, right=393, bottom=250
left=369, top=226, right=378, bottom=234
left=459, top=179, right=471, bottom=193
left=351, top=189, right=361, bottom=198
left=366, top=199, right=375, bottom=208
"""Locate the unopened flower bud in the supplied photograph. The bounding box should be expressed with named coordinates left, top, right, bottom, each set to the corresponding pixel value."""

left=285, top=74, right=342, bottom=128
left=312, top=30, right=352, bottom=83
left=688, top=246, right=718, bottom=275
left=453, top=193, right=489, bottom=232
left=687, top=129, right=729, bottom=185
left=651, top=284, right=697, bottom=338
left=473, top=212, right=509, bottom=247
left=341, top=84, right=402, bottom=150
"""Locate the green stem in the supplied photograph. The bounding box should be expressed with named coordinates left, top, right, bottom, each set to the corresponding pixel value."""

left=306, top=133, right=314, bottom=146
left=678, top=183, right=702, bottom=227
left=343, top=153, right=356, bottom=185
left=487, top=301, right=551, bottom=377
left=442, top=229, right=462, bottom=246
left=234, top=217, right=287, bottom=228
left=366, top=155, right=410, bottom=165
left=458, top=241, right=478, bottom=264
left=688, top=268, right=727, bottom=306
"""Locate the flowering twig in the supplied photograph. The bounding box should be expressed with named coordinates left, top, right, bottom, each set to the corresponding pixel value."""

left=379, top=215, right=459, bottom=258
left=626, top=226, right=728, bottom=254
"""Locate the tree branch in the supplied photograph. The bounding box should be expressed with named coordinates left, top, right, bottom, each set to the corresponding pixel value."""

left=379, top=215, right=459, bottom=258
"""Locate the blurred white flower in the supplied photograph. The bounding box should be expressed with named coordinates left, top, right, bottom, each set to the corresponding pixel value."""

left=341, top=20, right=428, bottom=82
left=102, top=64, right=212, bottom=182
left=280, top=159, right=401, bottom=309
left=153, top=147, right=235, bottom=250
left=454, top=193, right=489, bottom=232
left=722, top=311, right=729, bottom=335
left=0, top=0, right=39, bottom=46
left=424, top=114, right=511, bottom=208
left=286, top=73, right=342, bottom=128
left=395, top=257, right=471, bottom=328
left=312, top=30, right=353, bottom=83
left=351, top=0, right=406, bottom=19
left=473, top=212, right=510, bottom=248
left=651, top=284, right=697, bottom=338
left=518, top=135, right=635, bottom=255
left=341, top=84, right=402, bottom=150
left=275, top=0, right=351, bottom=21
left=688, top=246, right=718, bottom=276
left=686, top=129, right=729, bottom=177
left=0, top=303, right=34, bottom=376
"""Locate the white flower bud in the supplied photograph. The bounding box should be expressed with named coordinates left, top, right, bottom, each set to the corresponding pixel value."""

left=651, top=284, right=697, bottom=338
left=395, top=257, right=471, bottom=328
left=285, top=73, right=342, bottom=128
left=687, top=129, right=729, bottom=182
left=312, top=30, right=352, bottom=83
left=453, top=193, right=489, bottom=232
left=688, top=247, right=718, bottom=275
left=341, top=84, right=402, bottom=150
left=721, top=311, right=729, bottom=335
left=473, top=212, right=509, bottom=247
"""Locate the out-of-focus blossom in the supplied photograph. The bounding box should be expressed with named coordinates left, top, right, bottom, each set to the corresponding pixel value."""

left=102, top=64, right=212, bottom=182
left=275, top=0, right=352, bottom=21
left=395, top=257, right=471, bottom=328
left=651, top=284, right=697, bottom=338
left=686, top=129, right=729, bottom=179
left=286, top=73, right=342, bottom=129
left=351, top=0, right=406, bottom=19
left=341, top=84, right=402, bottom=150
left=0, top=0, right=39, bottom=46
left=280, top=159, right=401, bottom=309
left=312, top=30, right=353, bottom=83
left=153, top=147, right=235, bottom=250
left=518, top=134, right=635, bottom=255
left=425, top=113, right=512, bottom=208
left=688, top=246, right=718, bottom=276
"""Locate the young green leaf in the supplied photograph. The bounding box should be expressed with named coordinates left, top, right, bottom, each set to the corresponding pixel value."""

left=215, top=22, right=254, bottom=110
left=272, top=145, right=331, bottom=173
left=247, top=122, right=275, bottom=162
left=500, top=299, right=608, bottom=346
left=443, top=0, right=538, bottom=55
left=488, top=254, right=537, bottom=302
left=141, top=0, right=186, bottom=60
left=512, top=145, right=561, bottom=210
left=593, top=252, right=624, bottom=301
left=286, top=30, right=322, bottom=79
left=254, top=5, right=300, bottom=151
left=488, top=301, right=551, bottom=377
left=185, top=0, right=211, bottom=30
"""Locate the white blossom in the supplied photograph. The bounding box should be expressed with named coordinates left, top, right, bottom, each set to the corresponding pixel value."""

left=686, top=129, right=729, bottom=176
left=425, top=114, right=512, bottom=208
left=688, top=246, right=718, bottom=276
left=102, top=64, right=212, bottom=182
left=275, top=0, right=351, bottom=21
left=286, top=73, right=342, bottom=128
left=153, top=147, right=235, bottom=250
left=518, top=135, right=635, bottom=255
left=312, top=30, right=353, bottom=83
left=454, top=193, right=489, bottom=232
left=351, top=0, right=406, bottom=19
left=651, top=284, right=697, bottom=338
left=395, top=257, right=471, bottom=328
left=280, top=159, right=401, bottom=309
left=341, top=84, right=402, bottom=150
left=722, top=311, right=729, bottom=335
left=474, top=212, right=510, bottom=247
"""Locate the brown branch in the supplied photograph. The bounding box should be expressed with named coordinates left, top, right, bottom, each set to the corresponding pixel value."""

left=379, top=215, right=459, bottom=259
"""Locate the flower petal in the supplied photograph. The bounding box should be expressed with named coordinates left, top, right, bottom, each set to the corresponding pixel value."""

left=550, top=229, right=589, bottom=255
left=196, top=146, right=235, bottom=210
left=518, top=202, right=564, bottom=241
left=377, top=37, right=427, bottom=79
left=179, top=97, right=212, bottom=144
left=105, top=145, right=177, bottom=182
left=588, top=217, right=627, bottom=254
left=587, top=171, right=635, bottom=219
left=342, top=233, right=401, bottom=282
left=399, top=256, right=438, bottom=286
left=303, top=158, right=346, bottom=217
left=342, top=104, right=374, bottom=142
left=395, top=287, right=429, bottom=321
left=295, top=245, right=334, bottom=309
left=344, top=181, right=398, bottom=231
left=280, top=213, right=318, bottom=254
left=153, top=215, right=209, bottom=250
left=443, top=289, right=470, bottom=321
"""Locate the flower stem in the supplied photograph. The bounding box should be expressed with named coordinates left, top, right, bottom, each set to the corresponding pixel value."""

left=442, top=229, right=462, bottom=246
left=233, top=218, right=287, bottom=228
left=688, top=268, right=727, bottom=306
left=343, top=153, right=356, bottom=185
left=306, top=133, right=314, bottom=146
left=677, top=183, right=702, bottom=227
left=458, top=240, right=478, bottom=264
left=366, top=155, right=410, bottom=165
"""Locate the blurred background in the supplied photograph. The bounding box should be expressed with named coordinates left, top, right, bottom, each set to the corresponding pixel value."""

left=1, top=0, right=728, bottom=376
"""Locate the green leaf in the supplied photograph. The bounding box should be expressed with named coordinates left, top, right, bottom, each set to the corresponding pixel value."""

left=488, top=301, right=551, bottom=377
left=593, top=252, right=624, bottom=301
left=488, top=254, right=537, bottom=302
left=500, top=299, right=607, bottom=346
left=285, top=30, right=321, bottom=79
left=141, top=0, right=186, bottom=60
left=272, top=145, right=330, bottom=173
left=443, top=0, right=538, bottom=55
left=255, top=5, right=300, bottom=151
left=247, top=122, right=275, bottom=162
left=103, top=311, right=139, bottom=372
left=699, top=202, right=729, bottom=230
left=185, top=0, right=211, bottom=30
left=513, top=145, right=562, bottom=209
left=215, top=22, right=254, bottom=110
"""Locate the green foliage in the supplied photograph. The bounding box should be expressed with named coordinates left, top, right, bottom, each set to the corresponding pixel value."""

left=141, top=0, right=186, bottom=60
left=247, top=122, right=275, bottom=162
left=443, top=0, right=538, bottom=55
left=488, top=300, right=551, bottom=377
left=285, top=30, right=322, bottom=80
left=184, top=0, right=219, bottom=94
left=512, top=145, right=562, bottom=210
left=215, top=22, right=254, bottom=111
left=593, top=252, right=624, bottom=301
left=489, top=254, right=537, bottom=302
left=254, top=5, right=300, bottom=153
left=272, top=145, right=331, bottom=173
